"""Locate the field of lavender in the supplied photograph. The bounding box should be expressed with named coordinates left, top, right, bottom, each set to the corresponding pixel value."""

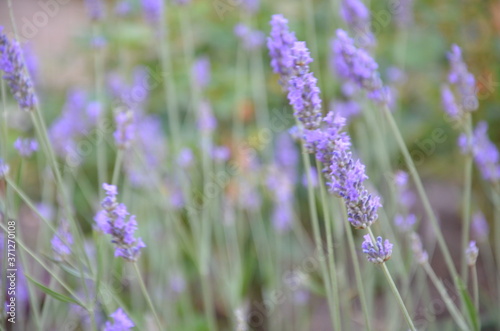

left=0, top=0, right=499, bottom=330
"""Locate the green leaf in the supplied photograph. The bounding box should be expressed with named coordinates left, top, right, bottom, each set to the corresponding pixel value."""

left=456, top=277, right=480, bottom=331
left=25, top=274, right=84, bottom=308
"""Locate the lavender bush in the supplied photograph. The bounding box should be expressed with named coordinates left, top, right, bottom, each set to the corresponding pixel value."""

left=0, top=1, right=498, bottom=330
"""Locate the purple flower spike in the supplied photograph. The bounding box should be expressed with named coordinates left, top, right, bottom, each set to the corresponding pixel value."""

left=51, top=221, right=73, bottom=261
left=471, top=211, right=489, bottom=242
left=441, top=85, right=460, bottom=119
left=459, top=121, right=500, bottom=181
left=84, top=0, right=104, bottom=21
left=141, top=0, right=164, bottom=24
left=234, top=24, right=265, bottom=50
left=287, top=41, right=322, bottom=129
left=192, top=56, right=211, bottom=90
left=267, top=14, right=297, bottom=87
left=340, top=0, right=375, bottom=48
left=0, top=28, right=37, bottom=111
left=394, top=213, right=416, bottom=233
left=95, top=183, right=146, bottom=262
left=446, top=44, right=478, bottom=112
left=14, top=138, right=38, bottom=158
left=410, top=233, right=428, bottom=264
left=114, top=111, right=135, bottom=149
left=362, top=234, right=393, bottom=264
left=104, top=308, right=134, bottom=331
left=331, top=29, right=385, bottom=102
left=465, top=241, right=478, bottom=266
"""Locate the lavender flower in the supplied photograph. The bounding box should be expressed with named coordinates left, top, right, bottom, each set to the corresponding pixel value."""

left=394, top=213, right=416, bottom=233
left=14, top=138, right=38, bottom=158
left=84, top=0, right=104, bottom=21
left=340, top=0, right=375, bottom=48
left=446, top=44, right=478, bottom=112
left=242, top=0, right=260, bottom=13
left=234, top=24, right=265, bottom=50
left=141, top=0, right=163, bottom=24
left=362, top=234, right=393, bottom=264
left=471, top=211, right=489, bottom=242
left=267, top=14, right=297, bottom=87
left=465, top=241, right=478, bottom=266
left=331, top=29, right=385, bottom=102
left=276, top=132, right=298, bottom=183
left=169, top=273, right=186, bottom=294
left=114, top=111, right=135, bottom=149
left=287, top=41, right=322, bottom=129
left=212, top=146, right=230, bottom=163
left=458, top=121, right=500, bottom=181
left=441, top=85, right=460, bottom=119
left=0, top=159, right=9, bottom=178
left=51, top=221, right=73, bottom=261
left=410, top=232, right=428, bottom=264
left=104, top=308, right=134, bottom=331
left=177, top=148, right=194, bottom=168
left=0, top=28, right=37, bottom=111
left=330, top=99, right=361, bottom=121
left=192, top=57, right=211, bottom=90
left=302, top=166, right=318, bottom=187
left=267, top=166, right=294, bottom=232
left=197, top=100, right=217, bottom=132
left=95, top=184, right=146, bottom=261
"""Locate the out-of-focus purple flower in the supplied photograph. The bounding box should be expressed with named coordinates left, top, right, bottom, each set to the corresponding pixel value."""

left=242, top=0, right=260, bottom=13
left=22, top=44, right=38, bottom=84
left=362, top=234, right=393, bottom=264
left=90, top=35, right=107, bottom=49
left=441, top=85, right=460, bottom=119
left=386, top=67, right=407, bottom=84
left=287, top=41, right=322, bottom=130
left=276, top=132, right=298, bottom=183
left=272, top=203, right=294, bottom=232
left=471, top=211, right=489, bottom=242
left=394, top=213, right=416, bottom=233
left=302, top=166, right=318, bottom=188
left=0, top=159, right=9, bottom=178
left=340, top=0, right=375, bottom=48
left=104, top=308, right=134, bottom=331
left=177, top=148, right=194, bottom=168
left=394, top=0, right=414, bottom=28
left=114, top=111, right=135, bottom=149
left=141, top=0, right=164, bottom=24
left=51, top=221, right=73, bottom=261
left=95, top=183, right=146, bottom=261
left=84, top=0, right=104, bottom=21
left=86, top=101, right=102, bottom=123
left=465, top=241, right=478, bottom=266
left=170, top=273, right=186, bottom=294
left=197, top=100, right=217, bottom=132
left=330, top=99, right=361, bottom=121
left=267, top=166, right=294, bottom=232
left=446, top=44, right=478, bottom=112
left=394, top=170, right=409, bottom=188
left=410, top=232, right=428, bottom=264
left=192, top=56, right=211, bottom=90
left=114, top=1, right=132, bottom=16
left=267, top=14, right=297, bottom=87
left=212, top=146, right=230, bottom=162
left=459, top=121, right=500, bottom=181
left=234, top=24, right=265, bottom=50
left=331, top=29, right=385, bottom=102
left=393, top=170, right=416, bottom=209
left=36, top=202, right=54, bottom=221
left=14, top=138, right=38, bottom=157
left=0, top=28, right=37, bottom=111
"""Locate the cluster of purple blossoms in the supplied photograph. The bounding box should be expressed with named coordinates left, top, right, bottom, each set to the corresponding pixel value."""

left=84, top=0, right=105, bottom=21
left=234, top=24, right=266, bottom=51
left=95, top=184, right=146, bottom=261
left=51, top=221, right=73, bottom=261
left=443, top=45, right=478, bottom=115
left=0, top=28, right=37, bottom=111
left=212, top=145, right=230, bottom=163
left=458, top=121, right=500, bottom=181
left=104, top=308, right=134, bottom=331
left=14, top=138, right=38, bottom=158
left=287, top=42, right=323, bottom=130
left=410, top=232, right=428, bottom=264
left=114, top=110, right=136, bottom=149
left=141, top=0, right=164, bottom=25
left=197, top=100, right=217, bottom=133
left=394, top=214, right=416, bottom=233
left=362, top=235, right=393, bottom=264
left=465, top=241, right=479, bottom=266
left=331, top=29, right=386, bottom=103
left=267, top=14, right=297, bottom=87
left=340, top=0, right=375, bottom=48
left=267, top=166, right=294, bottom=232
left=471, top=211, right=489, bottom=242
left=0, top=159, right=9, bottom=178
left=192, top=56, right=211, bottom=90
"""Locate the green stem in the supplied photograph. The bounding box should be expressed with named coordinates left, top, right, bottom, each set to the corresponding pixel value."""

left=315, top=160, right=342, bottom=330
left=111, top=150, right=123, bottom=186
left=470, top=265, right=479, bottom=313
left=338, top=201, right=372, bottom=331
left=422, top=262, right=469, bottom=330
left=133, top=263, right=163, bottom=330
left=367, top=228, right=416, bottom=331
left=461, top=114, right=473, bottom=283
left=382, top=105, right=463, bottom=301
